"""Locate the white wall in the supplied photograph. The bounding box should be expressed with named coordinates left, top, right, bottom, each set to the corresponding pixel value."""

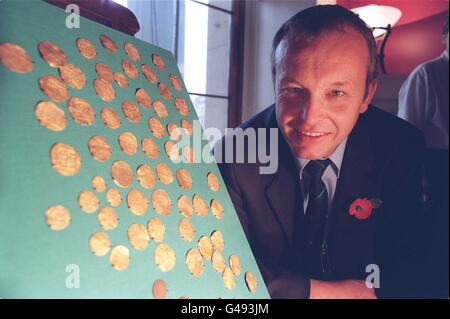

left=242, top=0, right=316, bottom=122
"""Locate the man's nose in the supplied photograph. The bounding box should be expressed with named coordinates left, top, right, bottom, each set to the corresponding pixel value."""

left=301, top=95, right=323, bottom=126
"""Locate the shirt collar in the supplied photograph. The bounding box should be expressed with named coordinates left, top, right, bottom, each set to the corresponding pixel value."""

left=442, top=50, right=449, bottom=62
left=295, top=137, right=348, bottom=179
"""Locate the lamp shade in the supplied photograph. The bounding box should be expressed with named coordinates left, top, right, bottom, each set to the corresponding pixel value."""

left=351, top=4, right=402, bottom=37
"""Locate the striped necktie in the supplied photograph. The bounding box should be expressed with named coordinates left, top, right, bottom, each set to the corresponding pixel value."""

left=303, top=158, right=332, bottom=277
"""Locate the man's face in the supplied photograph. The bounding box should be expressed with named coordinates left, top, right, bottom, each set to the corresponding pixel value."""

left=275, top=27, right=377, bottom=159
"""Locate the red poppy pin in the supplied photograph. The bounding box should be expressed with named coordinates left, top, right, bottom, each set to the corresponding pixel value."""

left=349, top=198, right=382, bottom=220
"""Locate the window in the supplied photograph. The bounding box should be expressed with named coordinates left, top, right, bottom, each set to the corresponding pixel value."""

left=116, top=0, right=245, bottom=136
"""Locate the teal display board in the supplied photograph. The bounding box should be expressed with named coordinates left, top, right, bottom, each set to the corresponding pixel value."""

left=0, top=0, right=269, bottom=299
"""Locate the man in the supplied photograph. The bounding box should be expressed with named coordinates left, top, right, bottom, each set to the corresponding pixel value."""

left=398, top=17, right=449, bottom=150
left=216, top=5, right=426, bottom=298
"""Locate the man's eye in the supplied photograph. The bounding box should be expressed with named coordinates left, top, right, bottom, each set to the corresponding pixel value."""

left=330, top=90, right=344, bottom=97
left=285, top=87, right=304, bottom=94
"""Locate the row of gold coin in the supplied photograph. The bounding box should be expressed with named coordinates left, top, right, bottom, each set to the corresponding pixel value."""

left=44, top=166, right=221, bottom=227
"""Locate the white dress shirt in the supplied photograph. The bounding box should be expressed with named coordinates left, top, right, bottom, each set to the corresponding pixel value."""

left=295, top=138, right=348, bottom=212
left=398, top=51, right=449, bottom=149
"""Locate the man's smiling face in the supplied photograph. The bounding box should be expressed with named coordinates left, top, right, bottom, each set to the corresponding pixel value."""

left=275, top=26, right=377, bottom=159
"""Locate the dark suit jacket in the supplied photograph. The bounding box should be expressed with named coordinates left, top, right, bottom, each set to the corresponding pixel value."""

left=216, top=104, right=427, bottom=299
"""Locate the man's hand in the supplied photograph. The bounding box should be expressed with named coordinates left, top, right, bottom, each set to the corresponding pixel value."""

left=309, top=279, right=377, bottom=299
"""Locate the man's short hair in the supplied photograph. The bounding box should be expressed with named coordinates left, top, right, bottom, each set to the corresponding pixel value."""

left=271, top=5, right=379, bottom=91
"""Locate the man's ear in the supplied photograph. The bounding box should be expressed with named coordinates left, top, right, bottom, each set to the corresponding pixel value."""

left=360, top=81, right=378, bottom=113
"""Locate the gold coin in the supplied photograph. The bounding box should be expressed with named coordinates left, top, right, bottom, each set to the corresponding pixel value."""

left=174, top=98, right=189, bottom=116
left=164, top=141, right=179, bottom=162
left=39, top=75, right=69, bottom=103
left=123, top=198, right=144, bottom=225
left=212, top=251, right=226, bottom=273
left=178, top=218, right=195, bottom=242
left=113, top=72, right=128, bottom=88
left=106, top=188, right=122, bottom=207
left=127, top=188, right=148, bottom=216
left=127, top=223, right=149, bottom=250
left=148, top=117, right=165, bottom=138
left=59, top=63, right=86, bottom=89
left=94, top=78, right=115, bottom=102
left=136, top=164, right=156, bottom=189
left=67, top=97, right=96, bottom=126
left=38, top=40, right=67, bottom=68
left=154, top=243, right=176, bottom=272
left=92, top=176, right=106, bottom=192
left=153, top=100, right=168, bottom=118
left=169, top=74, right=183, bottom=91
left=177, top=195, right=193, bottom=218
left=152, top=279, right=167, bottom=299
left=99, top=34, right=118, bottom=53
left=167, top=122, right=182, bottom=141
left=109, top=245, right=130, bottom=271
left=0, top=42, right=33, bottom=73
left=158, top=82, right=172, bottom=100
left=229, top=255, right=241, bottom=276
left=151, top=188, right=172, bottom=216
left=198, top=236, right=213, bottom=260
left=156, top=162, right=174, bottom=185
left=121, top=100, right=141, bottom=123
left=45, top=205, right=71, bottom=230
left=211, top=230, right=224, bottom=252
left=141, top=64, right=157, bottom=83
left=50, top=142, right=81, bottom=176
left=118, top=131, right=138, bottom=155
left=98, top=207, right=119, bottom=230
left=152, top=54, right=165, bottom=70
left=88, top=135, right=111, bottom=162
left=35, top=100, right=67, bottom=131
left=76, top=38, right=96, bottom=60
left=207, top=172, right=220, bottom=192
left=245, top=272, right=257, bottom=293
left=122, top=59, right=139, bottom=79
left=193, top=194, right=208, bottom=216
left=183, top=146, right=196, bottom=164
left=124, top=42, right=140, bottom=61
left=78, top=190, right=100, bottom=213
left=185, top=248, right=204, bottom=277
left=147, top=217, right=165, bottom=242
left=101, top=107, right=121, bottom=130
left=141, top=137, right=159, bottom=159
left=111, top=160, right=133, bottom=188
left=223, top=268, right=236, bottom=290
left=176, top=168, right=192, bottom=191
left=95, top=63, right=114, bottom=82
left=211, top=199, right=224, bottom=220
left=88, top=232, right=110, bottom=256
left=181, top=119, right=193, bottom=136
left=135, top=88, right=151, bottom=108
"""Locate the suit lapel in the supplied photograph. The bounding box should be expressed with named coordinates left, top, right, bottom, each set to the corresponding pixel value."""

left=261, top=107, right=303, bottom=248
left=331, top=112, right=378, bottom=224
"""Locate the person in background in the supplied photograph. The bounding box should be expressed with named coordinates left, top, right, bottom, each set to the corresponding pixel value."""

left=398, top=17, right=449, bottom=150
left=398, top=17, right=449, bottom=299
